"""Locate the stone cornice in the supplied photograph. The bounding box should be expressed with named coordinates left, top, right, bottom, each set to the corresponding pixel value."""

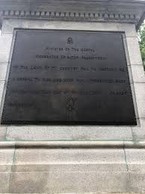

left=0, top=10, right=137, bottom=23
left=0, top=1, right=145, bottom=29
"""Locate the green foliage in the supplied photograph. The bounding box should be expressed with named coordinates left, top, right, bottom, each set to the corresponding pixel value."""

left=139, top=24, right=145, bottom=69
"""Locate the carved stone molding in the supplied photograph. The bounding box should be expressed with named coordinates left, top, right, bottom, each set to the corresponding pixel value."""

left=0, top=10, right=138, bottom=23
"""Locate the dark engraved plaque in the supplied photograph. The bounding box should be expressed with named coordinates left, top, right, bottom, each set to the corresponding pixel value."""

left=1, top=29, right=137, bottom=125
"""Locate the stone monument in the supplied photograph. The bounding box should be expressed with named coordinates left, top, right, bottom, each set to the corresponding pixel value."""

left=0, top=0, right=145, bottom=193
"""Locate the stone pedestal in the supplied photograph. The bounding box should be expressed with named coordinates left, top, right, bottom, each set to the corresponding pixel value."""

left=0, top=0, right=145, bottom=193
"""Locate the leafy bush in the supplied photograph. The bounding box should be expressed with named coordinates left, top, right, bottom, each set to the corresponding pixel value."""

left=139, top=24, right=145, bottom=70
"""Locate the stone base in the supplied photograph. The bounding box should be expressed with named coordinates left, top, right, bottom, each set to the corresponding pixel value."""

left=0, top=4, right=145, bottom=193
left=0, top=142, right=145, bottom=193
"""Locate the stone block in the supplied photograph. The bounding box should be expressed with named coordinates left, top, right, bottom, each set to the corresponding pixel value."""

left=127, top=65, right=133, bottom=84
left=1, top=19, right=137, bottom=38
left=6, top=125, right=132, bottom=141
left=126, top=37, right=143, bottom=65
left=0, top=63, right=8, bottom=81
left=0, top=126, right=7, bottom=140
left=131, top=64, right=145, bottom=83
left=47, top=171, right=128, bottom=193
left=3, top=147, right=145, bottom=193
left=127, top=172, right=145, bottom=193
left=133, top=83, right=145, bottom=118
left=9, top=171, right=128, bottom=193
left=131, top=118, right=145, bottom=141
left=1, top=19, right=16, bottom=34
left=0, top=51, right=10, bottom=63
left=2, top=19, right=119, bottom=34
left=0, top=148, right=15, bottom=172
left=0, top=34, right=13, bottom=52
left=0, top=172, right=11, bottom=193
left=12, top=148, right=126, bottom=173
left=9, top=172, right=49, bottom=193
left=125, top=149, right=145, bottom=172
left=117, top=23, right=137, bottom=37
left=0, top=80, right=5, bottom=102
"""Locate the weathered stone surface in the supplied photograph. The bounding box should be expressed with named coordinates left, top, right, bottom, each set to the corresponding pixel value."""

left=0, top=148, right=15, bottom=172
left=117, top=23, right=137, bottom=37
left=0, top=0, right=145, bottom=31
left=0, top=172, right=11, bottom=193
left=131, top=64, right=145, bottom=83
left=6, top=126, right=133, bottom=141
left=0, top=51, right=10, bottom=63
left=0, top=80, right=4, bottom=101
left=0, top=145, right=144, bottom=193
left=12, top=148, right=126, bottom=172
left=133, top=83, right=145, bottom=118
left=127, top=172, right=145, bottom=193
left=132, top=118, right=145, bottom=140
left=126, top=37, right=143, bottom=65
left=0, top=63, right=7, bottom=81
left=10, top=171, right=125, bottom=193
left=0, top=34, right=12, bottom=52
left=46, top=171, right=128, bottom=193
left=9, top=172, right=49, bottom=193
left=1, top=19, right=137, bottom=36
left=0, top=126, right=7, bottom=140
left=126, top=148, right=145, bottom=172
left=0, top=34, right=12, bottom=63
left=9, top=146, right=128, bottom=193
